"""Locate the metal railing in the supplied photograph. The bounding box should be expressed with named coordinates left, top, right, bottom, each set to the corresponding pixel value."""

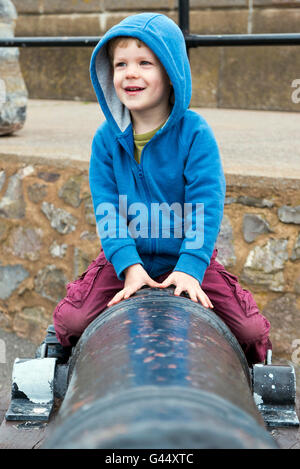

left=0, top=0, right=300, bottom=49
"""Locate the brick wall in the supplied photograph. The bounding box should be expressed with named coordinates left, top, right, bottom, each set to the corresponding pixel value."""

left=11, top=0, right=300, bottom=111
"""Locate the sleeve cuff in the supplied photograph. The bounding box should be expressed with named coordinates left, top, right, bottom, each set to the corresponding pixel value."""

left=110, top=245, right=144, bottom=281
left=173, top=253, right=208, bottom=285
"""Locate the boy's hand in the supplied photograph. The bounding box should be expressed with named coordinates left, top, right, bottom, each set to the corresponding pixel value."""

left=107, top=263, right=162, bottom=307
left=159, top=271, right=214, bottom=309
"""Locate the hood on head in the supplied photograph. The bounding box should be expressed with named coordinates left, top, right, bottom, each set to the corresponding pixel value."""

left=90, top=13, right=192, bottom=136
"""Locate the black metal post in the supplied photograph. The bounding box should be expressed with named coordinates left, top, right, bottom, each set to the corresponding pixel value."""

left=178, top=0, right=190, bottom=57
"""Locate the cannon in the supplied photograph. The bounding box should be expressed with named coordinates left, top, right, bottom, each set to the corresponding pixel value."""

left=4, top=288, right=299, bottom=448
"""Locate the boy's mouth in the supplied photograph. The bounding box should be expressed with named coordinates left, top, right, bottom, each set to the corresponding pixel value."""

left=124, top=86, right=145, bottom=95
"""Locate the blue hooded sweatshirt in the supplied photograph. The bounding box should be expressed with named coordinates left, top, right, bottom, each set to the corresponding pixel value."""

left=89, top=13, right=226, bottom=284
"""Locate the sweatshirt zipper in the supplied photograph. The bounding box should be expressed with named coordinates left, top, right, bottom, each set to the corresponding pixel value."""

left=136, top=145, right=156, bottom=255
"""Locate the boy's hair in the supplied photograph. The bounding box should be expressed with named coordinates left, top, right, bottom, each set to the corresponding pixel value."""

left=107, top=36, right=144, bottom=65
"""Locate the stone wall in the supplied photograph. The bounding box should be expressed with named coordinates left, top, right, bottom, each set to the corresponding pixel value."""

left=0, top=157, right=300, bottom=362
left=0, top=0, right=27, bottom=135
left=11, top=0, right=300, bottom=111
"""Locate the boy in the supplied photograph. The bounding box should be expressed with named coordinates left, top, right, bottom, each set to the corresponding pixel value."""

left=53, top=13, right=271, bottom=365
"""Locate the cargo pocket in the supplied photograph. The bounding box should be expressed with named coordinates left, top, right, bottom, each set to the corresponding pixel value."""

left=65, top=254, right=107, bottom=308
left=214, top=263, right=259, bottom=318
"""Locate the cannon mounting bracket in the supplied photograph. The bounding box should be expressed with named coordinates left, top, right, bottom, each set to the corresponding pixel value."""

left=5, top=357, right=57, bottom=422
left=252, top=362, right=299, bottom=428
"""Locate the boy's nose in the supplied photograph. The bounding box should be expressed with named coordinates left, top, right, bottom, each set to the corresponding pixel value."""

left=125, top=65, right=139, bottom=78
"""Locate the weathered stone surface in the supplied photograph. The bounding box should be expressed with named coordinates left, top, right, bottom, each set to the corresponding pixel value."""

left=34, top=265, right=68, bottom=303
left=242, top=213, right=272, bottom=243
left=41, top=201, right=78, bottom=234
left=0, top=264, right=29, bottom=299
left=27, top=182, right=47, bottom=203
left=242, top=238, right=289, bottom=291
left=49, top=240, right=68, bottom=258
left=0, top=172, right=25, bottom=218
left=6, top=226, right=43, bottom=261
left=262, top=294, right=300, bottom=359
left=0, top=170, right=5, bottom=191
left=237, top=196, right=274, bottom=208
left=37, top=171, right=60, bottom=182
left=278, top=205, right=300, bottom=224
left=16, top=13, right=101, bottom=37
left=295, top=275, right=300, bottom=295
left=291, top=232, right=300, bottom=261
left=220, top=45, right=300, bottom=112
left=11, top=0, right=43, bottom=14
left=13, top=306, right=48, bottom=343
left=84, top=195, right=96, bottom=226
left=80, top=230, right=97, bottom=241
left=58, top=176, right=82, bottom=208
left=190, top=9, right=248, bottom=34
left=103, top=0, right=175, bottom=10
left=253, top=8, right=300, bottom=34
left=74, top=247, right=91, bottom=278
left=18, top=47, right=94, bottom=101
left=0, top=0, right=27, bottom=135
left=215, top=214, right=236, bottom=267
left=0, top=218, right=10, bottom=241
left=0, top=0, right=16, bottom=21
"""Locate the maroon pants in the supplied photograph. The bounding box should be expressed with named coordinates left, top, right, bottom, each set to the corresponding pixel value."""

left=53, top=249, right=271, bottom=364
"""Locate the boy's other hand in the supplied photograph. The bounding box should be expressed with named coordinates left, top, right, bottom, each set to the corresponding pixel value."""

left=159, top=271, right=214, bottom=309
left=107, top=263, right=162, bottom=307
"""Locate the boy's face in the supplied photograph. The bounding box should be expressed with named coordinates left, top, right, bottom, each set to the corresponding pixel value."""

left=112, top=39, right=171, bottom=119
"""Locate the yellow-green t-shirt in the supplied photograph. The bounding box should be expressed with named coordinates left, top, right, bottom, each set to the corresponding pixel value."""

left=134, top=122, right=165, bottom=164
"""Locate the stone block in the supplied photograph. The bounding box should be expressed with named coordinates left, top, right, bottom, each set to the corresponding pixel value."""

left=190, top=0, right=248, bottom=7
left=252, top=8, right=300, bottom=33
left=0, top=0, right=27, bottom=135
left=11, top=0, right=43, bottom=14
left=189, top=47, right=219, bottom=107
left=219, top=46, right=300, bottom=112
left=16, top=13, right=101, bottom=37
left=0, top=264, right=29, bottom=300
left=42, top=0, right=103, bottom=14
left=18, top=47, right=95, bottom=101
left=103, top=0, right=175, bottom=11
left=253, top=1, right=300, bottom=7
left=190, top=10, right=248, bottom=34
left=0, top=0, right=17, bottom=22
left=34, top=265, right=68, bottom=303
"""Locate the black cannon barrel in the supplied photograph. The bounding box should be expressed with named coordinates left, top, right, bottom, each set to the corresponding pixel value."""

left=44, top=288, right=277, bottom=449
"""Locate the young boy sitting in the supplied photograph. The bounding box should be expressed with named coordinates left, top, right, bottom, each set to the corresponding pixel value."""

left=53, top=13, right=271, bottom=365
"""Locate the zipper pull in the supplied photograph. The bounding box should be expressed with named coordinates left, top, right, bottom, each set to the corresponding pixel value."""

left=138, top=168, right=143, bottom=178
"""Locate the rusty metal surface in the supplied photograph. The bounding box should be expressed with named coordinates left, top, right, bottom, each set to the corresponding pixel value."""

left=43, top=288, right=277, bottom=449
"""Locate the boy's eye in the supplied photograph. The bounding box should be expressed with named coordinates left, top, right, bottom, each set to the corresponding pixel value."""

left=140, top=61, right=151, bottom=66
left=114, top=62, right=126, bottom=68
